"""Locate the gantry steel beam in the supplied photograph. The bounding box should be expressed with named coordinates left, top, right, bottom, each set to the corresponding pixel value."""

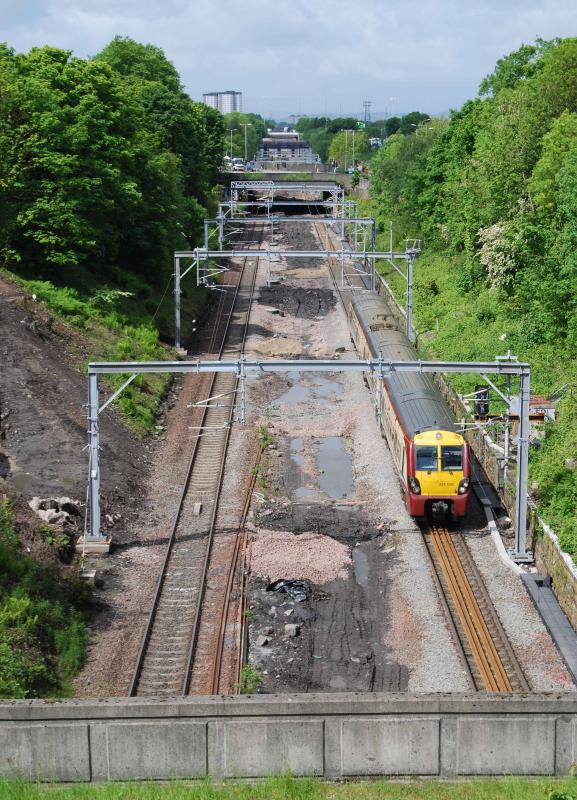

left=84, top=357, right=531, bottom=562
left=230, top=180, right=341, bottom=190
left=203, top=215, right=376, bottom=254
left=230, top=180, right=344, bottom=201
left=173, top=246, right=419, bottom=348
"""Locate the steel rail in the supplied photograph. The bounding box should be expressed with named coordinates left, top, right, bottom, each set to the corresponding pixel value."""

left=182, top=236, right=260, bottom=695
left=423, top=525, right=528, bottom=692
left=128, top=222, right=262, bottom=697
left=429, top=526, right=510, bottom=691
left=210, top=446, right=263, bottom=695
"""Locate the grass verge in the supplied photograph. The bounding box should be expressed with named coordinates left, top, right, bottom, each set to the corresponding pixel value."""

left=1, top=776, right=577, bottom=799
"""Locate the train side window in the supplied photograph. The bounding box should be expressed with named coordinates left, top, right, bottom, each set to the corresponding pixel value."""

left=441, top=446, right=463, bottom=471
left=416, top=446, right=438, bottom=471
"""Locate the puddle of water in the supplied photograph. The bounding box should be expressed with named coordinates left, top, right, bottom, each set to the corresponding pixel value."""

left=277, top=383, right=311, bottom=406
left=317, top=437, right=353, bottom=499
left=312, top=375, right=344, bottom=399
left=290, top=437, right=304, bottom=468
left=352, top=547, right=370, bottom=588
left=295, top=487, right=317, bottom=500
left=12, top=471, right=33, bottom=492
left=276, top=373, right=343, bottom=407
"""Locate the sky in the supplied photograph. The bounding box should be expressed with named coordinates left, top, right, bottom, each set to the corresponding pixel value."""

left=2, top=0, right=577, bottom=119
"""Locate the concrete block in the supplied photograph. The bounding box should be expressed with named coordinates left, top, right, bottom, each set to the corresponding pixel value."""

left=222, top=719, right=324, bottom=777
left=106, top=721, right=207, bottom=780
left=555, top=717, right=575, bottom=775
left=440, top=717, right=458, bottom=777
left=323, top=718, right=342, bottom=778
left=0, top=724, right=90, bottom=782
left=455, top=717, right=555, bottom=775
left=75, top=536, right=111, bottom=554
left=341, top=718, right=440, bottom=775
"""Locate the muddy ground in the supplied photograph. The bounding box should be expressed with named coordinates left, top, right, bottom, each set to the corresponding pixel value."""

left=0, top=276, right=148, bottom=530
left=240, top=221, right=423, bottom=693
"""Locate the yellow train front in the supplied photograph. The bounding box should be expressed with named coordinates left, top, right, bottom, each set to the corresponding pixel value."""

left=347, top=294, right=471, bottom=519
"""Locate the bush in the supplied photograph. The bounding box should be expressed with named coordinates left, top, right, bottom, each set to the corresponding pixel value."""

left=0, top=500, right=89, bottom=698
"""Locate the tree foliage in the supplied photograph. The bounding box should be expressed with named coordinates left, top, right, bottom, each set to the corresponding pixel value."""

left=223, top=112, right=267, bottom=160
left=0, top=37, right=225, bottom=285
left=328, top=130, right=369, bottom=166
left=368, top=36, right=577, bottom=553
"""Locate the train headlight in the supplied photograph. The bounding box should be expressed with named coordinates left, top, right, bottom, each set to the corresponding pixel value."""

left=458, top=477, right=470, bottom=495
left=408, top=476, right=421, bottom=495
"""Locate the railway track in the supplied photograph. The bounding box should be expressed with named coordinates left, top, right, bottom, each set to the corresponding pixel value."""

left=423, top=525, right=528, bottom=692
left=129, top=224, right=263, bottom=697
left=312, top=215, right=528, bottom=694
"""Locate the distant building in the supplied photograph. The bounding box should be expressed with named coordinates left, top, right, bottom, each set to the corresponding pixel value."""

left=257, top=131, right=318, bottom=163
left=202, top=91, right=243, bottom=114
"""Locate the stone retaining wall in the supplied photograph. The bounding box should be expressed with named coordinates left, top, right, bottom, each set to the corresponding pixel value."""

left=1, top=693, right=577, bottom=782
left=533, top=517, right=577, bottom=632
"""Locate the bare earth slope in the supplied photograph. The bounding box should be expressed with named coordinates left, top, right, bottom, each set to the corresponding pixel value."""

left=0, top=275, right=146, bottom=529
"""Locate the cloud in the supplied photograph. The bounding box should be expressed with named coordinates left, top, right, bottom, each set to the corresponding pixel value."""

left=1, top=0, right=577, bottom=116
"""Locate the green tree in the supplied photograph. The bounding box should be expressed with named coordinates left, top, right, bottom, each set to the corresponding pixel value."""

left=399, top=111, right=430, bottom=135
left=328, top=130, right=369, bottom=166
left=384, top=116, right=401, bottom=136
left=478, top=38, right=556, bottom=96
left=224, top=112, right=267, bottom=160
left=0, top=46, right=143, bottom=273
left=96, top=37, right=225, bottom=203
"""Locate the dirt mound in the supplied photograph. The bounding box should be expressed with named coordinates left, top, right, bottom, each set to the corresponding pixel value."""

left=251, top=529, right=351, bottom=584
left=258, top=286, right=336, bottom=318
left=248, top=336, right=306, bottom=357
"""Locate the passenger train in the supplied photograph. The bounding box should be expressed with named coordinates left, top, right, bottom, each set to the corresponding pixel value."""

left=347, top=293, right=471, bottom=518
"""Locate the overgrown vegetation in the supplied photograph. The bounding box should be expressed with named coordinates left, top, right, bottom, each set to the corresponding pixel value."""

left=0, top=499, right=90, bottom=699
left=365, top=36, right=577, bottom=555
left=258, top=425, right=274, bottom=450
left=237, top=663, right=263, bottom=695
left=0, top=37, right=226, bottom=432
left=1, top=776, right=577, bottom=799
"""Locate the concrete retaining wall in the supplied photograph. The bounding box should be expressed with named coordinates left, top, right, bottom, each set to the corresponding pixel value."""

left=1, top=694, right=577, bottom=781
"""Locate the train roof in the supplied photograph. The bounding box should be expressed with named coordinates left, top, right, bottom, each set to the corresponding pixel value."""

left=350, top=294, right=457, bottom=438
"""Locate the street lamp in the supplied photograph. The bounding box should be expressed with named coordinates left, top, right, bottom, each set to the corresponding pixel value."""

left=228, top=128, right=237, bottom=160
left=240, top=122, right=252, bottom=163
left=343, top=129, right=356, bottom=170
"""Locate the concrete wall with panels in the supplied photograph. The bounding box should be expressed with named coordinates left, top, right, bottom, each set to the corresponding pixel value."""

left=1, top=694, right=577, bottom=782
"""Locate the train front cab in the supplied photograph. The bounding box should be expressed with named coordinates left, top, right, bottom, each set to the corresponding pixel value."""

left=406, top=430, right=470, bottom=517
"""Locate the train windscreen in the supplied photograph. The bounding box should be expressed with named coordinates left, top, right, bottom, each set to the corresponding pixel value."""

left=416, top=446, right=438, bottom=471
left=441, top=446, right=463, bottom=471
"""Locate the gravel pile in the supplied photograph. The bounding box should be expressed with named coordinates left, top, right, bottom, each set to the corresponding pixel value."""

left=251, top=529, right=351, bottom=584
